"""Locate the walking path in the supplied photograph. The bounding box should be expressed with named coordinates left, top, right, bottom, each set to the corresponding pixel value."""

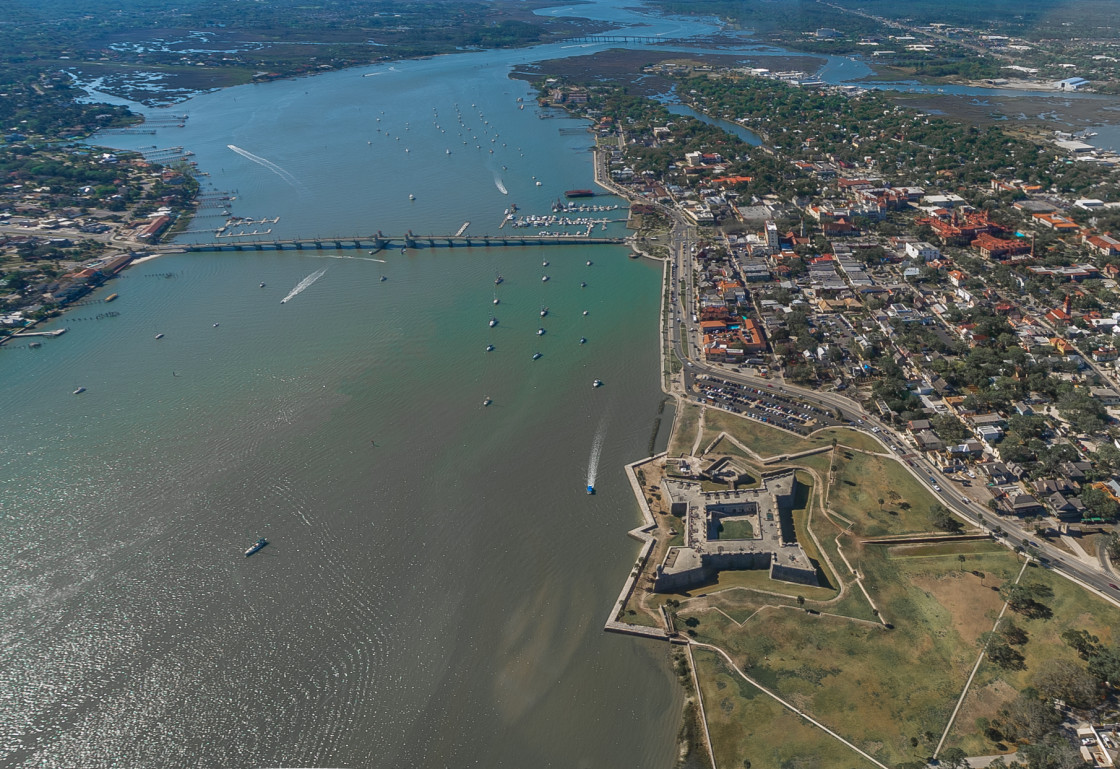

left=689, top=641, right=890, bottom=769
left=1061, top=535, right=1099, bottom=568
left=933, top=557, right=1031, bottom=758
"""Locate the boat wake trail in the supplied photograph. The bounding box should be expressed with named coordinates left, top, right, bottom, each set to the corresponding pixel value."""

left=587, top=416, right=607, bottom=489
left=494, top=176, right=508, bottom=195
left=227, top=144, right=302, bottom=190
left=280, top=268, right=327, bottom=304
left=309, top=253, right=385, bottom=263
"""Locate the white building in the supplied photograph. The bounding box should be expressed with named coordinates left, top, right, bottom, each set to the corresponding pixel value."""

left=904, top=241, right=940, bottom=261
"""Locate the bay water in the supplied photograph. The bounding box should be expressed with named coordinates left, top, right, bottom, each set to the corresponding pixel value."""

left=0, top=5, right=688, bottom=767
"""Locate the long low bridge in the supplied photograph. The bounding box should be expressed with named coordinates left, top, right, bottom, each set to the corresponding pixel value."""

left=568, top=35, right=670, bottom=45
left=160, top=232, right=627, bottom=253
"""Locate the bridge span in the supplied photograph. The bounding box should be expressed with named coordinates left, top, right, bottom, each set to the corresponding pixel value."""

left=159, top=233, right=628, bottom=254
left=568, top=35, right=669, bottom=45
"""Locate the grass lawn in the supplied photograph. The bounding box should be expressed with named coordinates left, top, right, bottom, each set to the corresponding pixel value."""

left=706, top=435, right=753, bottom=462
left=669, top=401, right=702, bottom=457
left=943, top=560, right=1120, bottom=756
left=813, top=427, right=886, bottom=453
left=714, top=518, right=755, bottom=540
left=884, top=540, right=1006, bottom=558
left=701, top=409, right=819, bottom=458
left=699, top=410, right=887, bottom=462
left=828, top=450, right=940, bottom=537
left=683, top=540, right=1032, bottom=767
left=694, top=648, right=879, bottom=769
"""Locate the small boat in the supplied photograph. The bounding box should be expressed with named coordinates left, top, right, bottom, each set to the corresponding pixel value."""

left=535, top=181, right=542, bottom=187
left=537, top=328, right=545, bottom=336
left=580, top=337, right=587, bottom=344
left=446, top=149, right=451, bottom=155
left=483, top=397, right=492, bottom=407
left=104, top=293, right=118, bottom=303
left=495, top=274, right=504, bottom=285
left=593, top=379, right=603, bottom=388
left=586, top=260, right=593, bottom=266
left=73, top=386, right=86, bottom=395
left=542, top=260, right=549, bottom=267
left=541, top=275, right=549, bottom=282
left=409, top=193, right=416, bottom=200
left=245, top=537, right=268, bottom=557
left=580, top=282, right=587, bottom=288
left=28, top=341, right=41, bottom=349
left=380, top=275, right=388, bottom=282
left=155, top=333, right=164, bottom=339
left=582, top=310, right=589, bottom=316
left=401, top=248, right=407, bottom=254
left=489, top=317, right=498, bottom=328
left=493, top=297, right=500, bottom=305
left=540, top=307, right=548, bottom=317
left=587, top=485, right=595, bottom=495
left=259, top=282, right=266, bottom=288
left=532, top=352, right=542, bottom=360
left=213, top=323, right=220, bottom=327
left=485, top=344, right=495, bottom=352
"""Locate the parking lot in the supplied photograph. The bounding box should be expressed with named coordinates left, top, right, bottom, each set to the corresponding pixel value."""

left=691, top=374, right=842, bottom=436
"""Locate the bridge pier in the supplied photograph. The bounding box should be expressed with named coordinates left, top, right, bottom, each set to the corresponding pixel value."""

left=165, top=233, right=624, bottom=253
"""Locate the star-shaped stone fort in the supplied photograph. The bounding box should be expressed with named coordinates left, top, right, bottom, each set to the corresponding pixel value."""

left=654, top=467, right=820, bottom=591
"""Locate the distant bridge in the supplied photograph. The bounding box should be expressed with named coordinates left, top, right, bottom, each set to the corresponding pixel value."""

left=568, top=35, right=672, bottom=45
left=160, top=233, right=627, bottom=254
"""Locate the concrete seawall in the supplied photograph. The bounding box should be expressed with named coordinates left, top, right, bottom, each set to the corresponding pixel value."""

left=603, top=453, right=671, bottom=641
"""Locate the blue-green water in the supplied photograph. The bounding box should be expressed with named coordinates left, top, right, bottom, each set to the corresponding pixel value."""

left=1, top=3, right=695, bottom=766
